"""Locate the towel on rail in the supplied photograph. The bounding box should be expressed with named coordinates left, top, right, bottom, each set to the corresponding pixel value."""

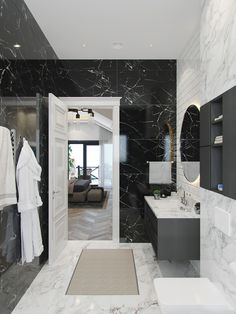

left=0, top=126, right=17, bottom=210
left=149, top=161, right=172, bottom=184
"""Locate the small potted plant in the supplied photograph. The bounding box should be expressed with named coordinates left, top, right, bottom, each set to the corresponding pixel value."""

left=153, top=188, right=160, bottom=200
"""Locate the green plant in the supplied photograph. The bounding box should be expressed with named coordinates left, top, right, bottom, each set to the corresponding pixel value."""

left=68, top=144, right=75, bottom=175
left=153, top=188, right=160, bottom=195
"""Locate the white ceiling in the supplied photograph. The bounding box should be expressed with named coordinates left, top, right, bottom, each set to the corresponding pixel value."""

left=25, top=0, right=201, bottom=59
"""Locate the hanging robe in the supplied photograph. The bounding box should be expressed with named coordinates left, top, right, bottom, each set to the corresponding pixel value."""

left=16, top=139, right=44, bottom=263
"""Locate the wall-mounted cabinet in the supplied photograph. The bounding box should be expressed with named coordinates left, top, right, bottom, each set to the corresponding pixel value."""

left=200, top=85, right=236, bottom=200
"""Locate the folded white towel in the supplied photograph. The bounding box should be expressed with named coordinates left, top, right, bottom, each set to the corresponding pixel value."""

left=149, top=161, right=172, bottom=184
left=0, top=127, right=17, bottom=210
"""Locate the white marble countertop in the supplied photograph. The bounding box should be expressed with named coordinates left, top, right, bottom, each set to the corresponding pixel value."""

left=144, top=196, right=200, bottom=219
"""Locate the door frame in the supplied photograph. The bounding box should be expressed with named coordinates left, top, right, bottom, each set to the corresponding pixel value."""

left=61, top=97, right=121, bottom=242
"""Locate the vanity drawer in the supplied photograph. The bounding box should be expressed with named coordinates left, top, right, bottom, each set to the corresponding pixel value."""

left=157, top=218, right=200, bottom=260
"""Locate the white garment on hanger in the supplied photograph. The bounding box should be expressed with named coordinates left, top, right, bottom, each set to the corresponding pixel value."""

left=16, top=139, right=44, bottom=263
left=16, top=139, right=42, bottom=212
left=0, top=126, right=17, bottom=210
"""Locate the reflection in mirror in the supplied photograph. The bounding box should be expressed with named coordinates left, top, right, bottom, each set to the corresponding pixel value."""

left=163, top=123, right=174, bottom=161
left=180, top=105, right=200, bottom=183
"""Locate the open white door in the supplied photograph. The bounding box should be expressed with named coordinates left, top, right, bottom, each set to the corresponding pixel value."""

left=49, top=93, right=68, bottom=264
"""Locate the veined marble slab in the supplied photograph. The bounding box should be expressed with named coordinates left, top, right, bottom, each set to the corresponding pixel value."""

left=12, top=241, right=198, bottom=314
left=144, top=196, right=200, bottom=219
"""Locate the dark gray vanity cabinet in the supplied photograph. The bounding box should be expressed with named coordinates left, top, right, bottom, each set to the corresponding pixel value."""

left=144, top=201, right=200, bottom=261
left=144, top=201, right=158, bottom=256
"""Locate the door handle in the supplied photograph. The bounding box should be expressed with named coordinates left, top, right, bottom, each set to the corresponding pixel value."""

left=53, top=190, right=60, bottom=195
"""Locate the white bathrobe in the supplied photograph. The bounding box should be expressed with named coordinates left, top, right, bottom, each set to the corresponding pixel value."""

left=16, top=139, right=44, bottom=263
left=0, top=126, right=17, bottom=210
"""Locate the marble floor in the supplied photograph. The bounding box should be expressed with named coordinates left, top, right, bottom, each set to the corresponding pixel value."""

left=12, top=241, right=199, bottom=314
left=68, top=190, right=112, bottom=240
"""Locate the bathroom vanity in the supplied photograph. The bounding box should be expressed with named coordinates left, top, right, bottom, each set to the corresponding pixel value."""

left=144, top=196, right=200, bottom=260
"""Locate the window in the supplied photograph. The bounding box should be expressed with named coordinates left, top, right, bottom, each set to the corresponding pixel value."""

left=68, top=141, right=100, bottom=184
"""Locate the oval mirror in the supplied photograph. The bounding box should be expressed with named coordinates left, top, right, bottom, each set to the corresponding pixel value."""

left=180, top=104, right=200, bottom=182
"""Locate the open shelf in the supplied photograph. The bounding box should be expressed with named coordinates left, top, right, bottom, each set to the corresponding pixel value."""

left=210, top=100, right=223, bottom=192
left=201, top=85, right=236, bottom=200
left=212, top=118, right=223, bottom=124
left=212, top=143, right=223, bottom=147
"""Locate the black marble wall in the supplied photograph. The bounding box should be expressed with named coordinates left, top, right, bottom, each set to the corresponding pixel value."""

left=0, top=4, right=176, bottom=311
left=0, top=0, right=56, bottom=312
left=0, top=0, right=57, bottom=59
left=0, top=59, right=176, bottom=245
left=0, top=97, right=48, bottom=314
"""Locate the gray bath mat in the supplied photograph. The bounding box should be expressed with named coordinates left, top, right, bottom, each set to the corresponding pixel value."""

left=66, top=249, right=139, bottom=295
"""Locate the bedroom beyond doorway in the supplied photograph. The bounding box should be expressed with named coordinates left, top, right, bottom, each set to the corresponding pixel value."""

left=67, top=108, right=113, bottom=240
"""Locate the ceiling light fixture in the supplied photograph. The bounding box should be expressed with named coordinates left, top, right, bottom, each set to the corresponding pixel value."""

left=13, top=43, right=21, bottom=48
left=68, top=108, right=94, bottom=121
left=149, top=43, right=153, bottom=48
left=112, top=42, right=123, bottom=50
left=82, top=43, right=86, bottom=48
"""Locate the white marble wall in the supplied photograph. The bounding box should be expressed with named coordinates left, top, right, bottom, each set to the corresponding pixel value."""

left=200, top=189, right=236, bottom=307
left=177, top=32, right=201, bottom=201
left=200, top=0, right=236, bottom=309
left=201, top=0, right=236, bottom=104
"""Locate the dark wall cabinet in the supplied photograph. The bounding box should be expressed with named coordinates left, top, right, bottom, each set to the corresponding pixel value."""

left=144, top=201, right=200, bottom=261
left=200, top=103, right=211, bottom=147
left=200, top=85, right=236, bottom=200
left=200, top=147, right=211, bottom=189
left=223, top=87, right=236, bottom=199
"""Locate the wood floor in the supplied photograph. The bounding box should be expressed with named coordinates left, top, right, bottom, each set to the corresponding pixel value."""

left=68, top=190, right=112, bottom=240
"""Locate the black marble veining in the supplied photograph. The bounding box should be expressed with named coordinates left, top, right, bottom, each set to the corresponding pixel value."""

left=0, top=97, right=48, bottom=313
left=0, top=0, right=55, bottom=311
left=1, top=4, right=177, bottom=304
left=180, top=105, right=200, bottom=162
left=0, top=0, right=57, bottom=59
left=0, top=59, right=176, bottom=246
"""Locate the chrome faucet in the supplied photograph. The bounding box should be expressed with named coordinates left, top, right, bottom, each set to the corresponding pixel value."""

left=181, top=191, right=188, bottom=206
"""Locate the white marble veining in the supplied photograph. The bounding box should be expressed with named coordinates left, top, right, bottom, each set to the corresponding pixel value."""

left=200, top=0, right=236, bottom=104
left=144, top=196, right=200, bottom=219
left=200, top=188, right=236, bottom=309
left=12, top=241, right=198, bottom=314
left=200, top=0, right=236, bottom=310
left=12, top=242, right=160, bottom=314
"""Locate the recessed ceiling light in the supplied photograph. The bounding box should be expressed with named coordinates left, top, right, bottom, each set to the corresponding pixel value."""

left=112, top=42, right=123, bottom=50
left=149, top=43, right=153, bottom=48
left=82, top=43, right=86, bottom=48
left=13, top=43, right=21, bottom=48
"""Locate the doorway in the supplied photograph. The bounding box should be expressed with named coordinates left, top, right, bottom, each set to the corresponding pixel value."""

left=48, top=95, right=120, bottom=264
left=68, top=132, right=112, bottom=240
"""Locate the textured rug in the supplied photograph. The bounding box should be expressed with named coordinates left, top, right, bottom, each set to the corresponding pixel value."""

left=66, top=249, right=139, bottom=295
